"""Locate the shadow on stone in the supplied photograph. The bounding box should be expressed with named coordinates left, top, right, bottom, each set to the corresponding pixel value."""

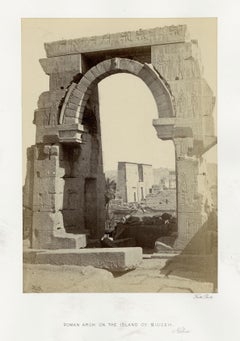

left=160, top=211, right=217, bottom=291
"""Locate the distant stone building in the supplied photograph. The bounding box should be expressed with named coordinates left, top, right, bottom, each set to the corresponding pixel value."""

left=153, top=168, right=176, bottom=189
left=117, top=162, right=153, bottom=202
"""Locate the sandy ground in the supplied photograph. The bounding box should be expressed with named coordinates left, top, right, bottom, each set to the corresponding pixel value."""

left=23, top=258, right=214, bottom=293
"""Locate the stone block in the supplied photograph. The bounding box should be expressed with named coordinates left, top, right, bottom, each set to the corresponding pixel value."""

left=32, top=190, right=64, bottom=212
left=36, top=127, right=59, bottom=144
left=49, top=71, right=79, bottom=91
left=64, top=107, right=79, bottom=118
left=75, top=84, right=92, bottom=100
left=38, top=90, right=65, bottom=109
left=26, top=247, right=142, bottom=272
left=45, top=25, right=188, bottom=57
left=119, top=58, right=143, bottom=75
left=68, top=93, right=82, bottom=106
left=32, top=229, right=53, bottom=248
left=52, top=233, right=87, bottom=249
left=83, top=68, right=99, bottom=83
left=79, top=76, right=91, bottom=89
left=32, top=211, right=64, bottom=231
left=34, top=108, right=52, bottom=126
left=31, top=232, right=87, bottom=250
left=72, top=88, right=83, bottom=98
left=40, top=55, right=82, bottom=75
left=63, top=116, right=80, bottom=125
left=32, top=191, right=54, bottom=211
left=67, top=102, right=79, bottom=112
left=151, top=42, right=202, bottom=81
left=34, top=159, right=70, bottom=178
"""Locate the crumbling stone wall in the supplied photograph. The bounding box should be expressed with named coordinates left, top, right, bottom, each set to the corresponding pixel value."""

left=23, top=25, right=216, bottom=251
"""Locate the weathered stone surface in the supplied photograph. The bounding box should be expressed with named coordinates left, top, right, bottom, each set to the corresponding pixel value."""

left=40, top=54, right=83, bottom=75
left=23, top=247, right=143, bottom=272
left=45, top=26, right=189, bottom=57
left=23, top=257, right=214, bottom=293
left=34, top=159, right=70, bottom=178
left=32, top=211, right=64, bottom=231
left=23, top=264, right=114, bottom=293
left=23, top=24, right=217, bottom=256
left=52, top=232, right=87, bottom=249
left=37, top=90, right=65, bottom=109
left=69, top=58, right=176, bottom=123
left=29, top=232, right=87, bottom=250
left=151, top=42, right=202, bottom=81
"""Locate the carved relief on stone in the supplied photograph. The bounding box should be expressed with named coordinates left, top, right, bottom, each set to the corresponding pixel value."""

left=177, top=163, right=198, bottom=210
left=136, top=29, right=148, bottom=41
left=99, top=34, right=111, bottom=46
left=169, top=81, right=205, bottom=119
left=176, top=90, right=187, bottom=116
left=152, top=42, right=202, bottom=82
left=191, top=90, right=199, bottom=117
left=174, top=137, right=194, bottom=158
left=120, top=31, right=132, bottom=43
left=45, top=25, right=189, bottom=57
left=178, top=172, right=187, bottom=204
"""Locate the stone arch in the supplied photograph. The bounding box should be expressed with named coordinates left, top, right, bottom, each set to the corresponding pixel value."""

left=59, top=58, right=175, bottom=125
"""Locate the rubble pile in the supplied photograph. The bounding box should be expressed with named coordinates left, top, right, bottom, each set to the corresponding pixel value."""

left=113, top=213, right=177, bottom=249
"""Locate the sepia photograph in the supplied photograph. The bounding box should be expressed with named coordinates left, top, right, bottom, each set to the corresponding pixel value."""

left=1, top=1, right=240, bottom=339
left=22, top=18, right=217, bottom=293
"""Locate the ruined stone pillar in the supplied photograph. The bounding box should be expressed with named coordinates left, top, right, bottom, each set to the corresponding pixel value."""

left=174, top=138, right=202, bottom=250
left=30, top=143, right=86, bottom=249
left=152, top=38, right=216, bottom=252
left=23, top=146, right=34, bottom=241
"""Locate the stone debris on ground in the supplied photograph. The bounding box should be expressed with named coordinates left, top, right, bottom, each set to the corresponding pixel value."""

left=23, top=258, right=214, bottom=293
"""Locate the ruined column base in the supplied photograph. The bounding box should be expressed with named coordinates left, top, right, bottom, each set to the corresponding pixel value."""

left=32, top=231, right=87, bottom=250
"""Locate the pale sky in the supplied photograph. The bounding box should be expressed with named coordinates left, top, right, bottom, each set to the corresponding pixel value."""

left=98, top=73, right=175, bottom=171
left=22, top=18, right=217, bottom=178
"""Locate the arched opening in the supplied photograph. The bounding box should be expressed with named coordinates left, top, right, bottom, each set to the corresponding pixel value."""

left=59, top=58, right=177, bottom=249
left=96, top=73, right=177, bottom=250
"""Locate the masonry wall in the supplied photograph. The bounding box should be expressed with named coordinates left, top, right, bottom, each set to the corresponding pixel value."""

left=23, top=81, right=106, bottom=248
left=23, top=25, right=216, bottom=251
left=61, top=87, right=105, bottom=237
left=151, top=41, right=216, bottom=249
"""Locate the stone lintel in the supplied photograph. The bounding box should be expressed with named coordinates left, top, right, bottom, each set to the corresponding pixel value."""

left=23, top=247, right=143, bottom=272
left=45, top=25, right=189, bottom=58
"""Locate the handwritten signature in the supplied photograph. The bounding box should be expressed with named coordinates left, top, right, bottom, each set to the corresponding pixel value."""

left=172, top=326, right=190, bottom=334
left=194, top=294, right=213, bottom=299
